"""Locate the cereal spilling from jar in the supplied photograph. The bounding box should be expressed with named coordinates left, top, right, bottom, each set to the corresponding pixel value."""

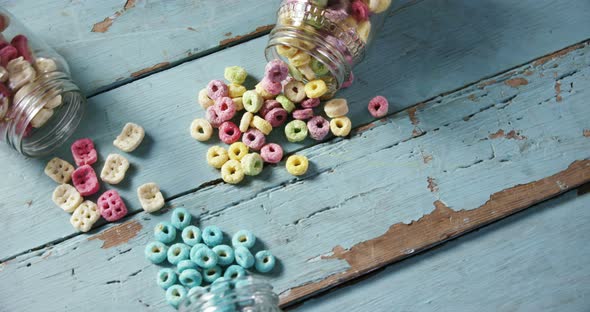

left=0, top=17, right=66, bottom=137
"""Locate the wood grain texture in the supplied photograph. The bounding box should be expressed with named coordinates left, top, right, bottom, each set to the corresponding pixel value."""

left=2, top=0, right=590, bottom=262
left=293, top=189, right=590, bottom=312
left=0, top=0, right=279, bottom=95
left=0, top=41, right=588, bottom=311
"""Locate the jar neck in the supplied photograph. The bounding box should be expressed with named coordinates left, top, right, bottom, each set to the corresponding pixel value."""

left=1, top=72, right=85, bottom=157
left=265, top=0, right=366, bottom=96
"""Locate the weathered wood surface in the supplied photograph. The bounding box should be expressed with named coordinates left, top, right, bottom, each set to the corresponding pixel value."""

left=2, top=0, right=590, bottom=262
left=0, top=41, right=588, bottom=310
left=293, top=188, right=590, bottom=312
left=1, top=0, right=590, bottom=96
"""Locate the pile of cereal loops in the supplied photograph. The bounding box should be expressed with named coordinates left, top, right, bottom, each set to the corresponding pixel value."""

left=190, top=60, right=388, bottom=184
left=144, top=208, right=277, bottom=309
left=44, top=123, right=167, bottom=232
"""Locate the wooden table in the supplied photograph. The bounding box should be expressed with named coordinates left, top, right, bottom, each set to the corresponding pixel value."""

left=1, top=1, right=589, bottom=311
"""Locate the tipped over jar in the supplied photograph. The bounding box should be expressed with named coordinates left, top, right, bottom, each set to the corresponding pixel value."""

left=0, top=7, right=85, bottom=157
left=265, top=0, right=392, bottom=98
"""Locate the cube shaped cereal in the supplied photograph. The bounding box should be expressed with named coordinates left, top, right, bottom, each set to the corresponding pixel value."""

left=137, top=182, right=165, bottom=213
left=70, top=138, right=98, bottom=166
left=113, top=122, right=145, bottom=152
left=52, top=184, right=83, bottom=213
left=70, top=200, right=100, bottom=232
left=71, top=165, right=100, bottom=196
left=97, top=190, right=128, bottom=222
left=100, top=154, right=129, bottom=185
left=44, top=157, right=75, bottom=184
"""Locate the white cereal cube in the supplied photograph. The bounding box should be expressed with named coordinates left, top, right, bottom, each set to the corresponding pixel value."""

left=70, top=200, right=100, bottom=232
left=100, top=153, right=130, bottom=184
left=44, top=157, right=75, bottom=184
left=52, top=184, right=83, bottom=213
left=30, top=108, right=54, bottom=128
left=113, top=122, right=145, bottom=152
left=137, top=182, right=165, bottom=213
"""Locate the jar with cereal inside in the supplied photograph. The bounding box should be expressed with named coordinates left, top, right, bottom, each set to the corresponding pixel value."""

left=265, top=0, right=392, bottom=98
left=0, top=7, right=85, bottom=157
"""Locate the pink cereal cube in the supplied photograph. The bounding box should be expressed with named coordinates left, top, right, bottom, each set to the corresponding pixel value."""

left=97, top=190, right=128, bottom=222
left=71, top=165, right=100, bottom=196
left=71, top=138, right=98, bottom=166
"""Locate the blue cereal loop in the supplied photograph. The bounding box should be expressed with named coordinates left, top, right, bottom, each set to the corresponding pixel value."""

left=165, top=284, right=187, bottom=309
left=255, top=250, right=276, bottom=273
left=202, top=225, right=224, bottom=247
left=189, top=243, right=208, bottom=262
left=231, top=230, right=256, bottom=249
left=177, top=260, right=199, bottom=274
left=212, top=245, right=235, bottom=266
left=179, top=269, right=203, bottom=288
left=167, top=243, right=190, bottom=265
left=223, top=264, right=247, bottom=280
left=192, top=247, right=218, bottom=269
left=181, top=225, right=202, bottom=246
left=154, top=222, right=176, bottom=244
left=203, top=265, right=222, bottom=284
left=171, top=208, right=192, bottom=230
left=234, top=246, right=255, bottom=269
left=157, top=268, right=177, bottom=290
left=144, top=241, right=168, bottom=264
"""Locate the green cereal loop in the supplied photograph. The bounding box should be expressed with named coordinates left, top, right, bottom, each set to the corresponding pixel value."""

left=241, top=153, right=264, bottom=176
left=276, top=94, right=295, bottom=113
left=224, top=66, right=248, bottom=85
left=311, top=0, right=328, bottom=7
left=288, top=63, right=304, bottom=82
left=285, top=120, right=308, bottom=142
left=242, top=90, right=263, bottom=113
left=311, top=58, right=329, bottom=76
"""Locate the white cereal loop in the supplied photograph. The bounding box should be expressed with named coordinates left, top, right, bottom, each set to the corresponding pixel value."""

left=7, top=57, right=36, bottom=90
left=34, top=57, right=58, bottom=73
left=52, top=184, right=83, bottom=213
left=44, top=157, right=74, bottom=184
left=369, top=0, right=392, bottom=13
left=284, top=80, right=306, bottom=103
left=137, top=182, right=165, bottom=213
left=198, top=88, right=214, bottom=109
left=113, top=122, right=145, bottom=152
left=190, top=118, right=213, bottom=142
left=298, top=64, right=316, bottom=81
left=239, top=112, right=253, bottom=133
left=100, top=153, right=130, bottom=184
left=30, top=108, right=54, bottom=128
left=70, top=200, right=100, bottom=232
left=324, top=98, right=349, bottom=118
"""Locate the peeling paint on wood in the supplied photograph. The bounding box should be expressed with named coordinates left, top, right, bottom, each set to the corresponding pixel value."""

left=427, top=177, right=439, bottom=193
left=504, top=78, right=529, bottom=88
left=90, top=0, right=137, bottom=33
left=533, top=43, right=587, bottom=66
left=477, top=79, right=497, bottom=89
left=279, top=160, right=590, bottom=307
left=584, top=129, right=590, bottom=137
left=489, top=129, right=526, bottom=140
left=187, top=27, right=197, bottom=32
left=88, top=220, right=142, bottom=249
left=356, top=123, right=376, bottom=133
left=555, top=80, right=563, bottom=102
left=130, top=62, right=170, bottom=78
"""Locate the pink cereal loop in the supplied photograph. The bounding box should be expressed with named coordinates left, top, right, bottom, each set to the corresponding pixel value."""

left=368, top=95, right=389, bottom=118
left=307, top=116, right=330, bottom=140
left=292, top=108, right=314, bottom=120
left=260, top=143, right=283, bottom=164
left=218, top=121, right=241, bottom=144
left=264, top=107, right=288, bottom=127
left=351, top=0, right=370, bottom=22
left=341, top=71, right=354, bottom=89
left=206, top=106, right=224, bottom=128
left=207, top=79, right=229, bottom=100
left=0, top=45, right=18, bottom=67
left=242, top=129, right=266, bottom=151
left=260, top=77, right=282, bottom=95
left=264, top=59, right=289, bottom=83
left=259, top=100, right=282, bottom=118
left=214, top=96, right=236, bottom=121
left=11, top=35, right=33, bottom=63
left=301, top=97, right=320, bottom=109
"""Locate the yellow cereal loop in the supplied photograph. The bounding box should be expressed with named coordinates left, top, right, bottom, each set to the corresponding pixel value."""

left=250, top=116, right=272, bottom=135
left=207, top=146, right=229, bottom=169
left=255, top=83, right=275, bottom=100
left=286, top=155, right=309, bottom=176
left=357, top=20, right=371, bottom=43
left=221, top=160, right=245, bottom=184
left=239, top=112, right=253, bottom=133
left=341, top=16, right=358, bottom=30
left=330, top=116, right=352, bottom=137
left=304, top=80, right=328, bottom=99
left=198, top=88, right=214, bottom=109
left=289, top=51, right=311, bottom=67
left=190, top=118, right=213, bottom=142
left=233, top=97, right=244, bottom=111
left=228, top=142, right=249, bottom=161
left=228, top=83, right=246, bottom=98
left=298, top=64, right=316, bottom=80
left=369, top=0, right=392, bottom=13
left=276, top=45, right=299, bottom=58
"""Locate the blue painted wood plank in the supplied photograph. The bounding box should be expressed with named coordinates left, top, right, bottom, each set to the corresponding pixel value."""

left=0, top=42, right=588, bottom=311
left=2, top=0, right=590, bottom=262
left=294, top=189, right=590, bottom=312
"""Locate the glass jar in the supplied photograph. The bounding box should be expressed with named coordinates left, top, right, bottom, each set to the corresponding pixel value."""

left=0, top=7, right=85, bottom=157
left=265, top=0, right=392, bottom=97
left=179, top=277, right=282, bottom=312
